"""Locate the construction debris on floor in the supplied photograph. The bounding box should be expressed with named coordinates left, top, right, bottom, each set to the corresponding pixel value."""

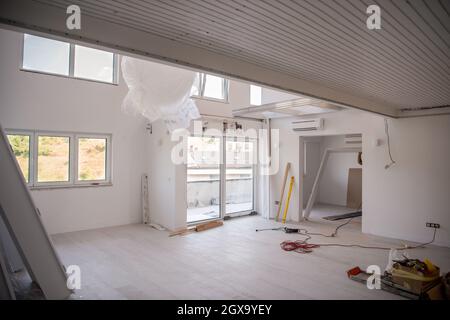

left=348, top=257, right=449, bottom=300
left=256, top=218, right=358, bottom=254
left=169, top=220, right=224, bottom=237
left=195, top=220, right=223, bottom=232
left=323, top=211, right=362, bottom=221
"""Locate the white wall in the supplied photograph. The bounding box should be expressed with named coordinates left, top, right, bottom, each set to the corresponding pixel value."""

left=302, top=137, right=322, bottom=209
left=0, top=29, right=147, bottom=234
left=261, top=87, right=299, bottom=104
left=271, top=110, right=450, bottom=247
left=269, top=120, right=302, bottom=223
left=146, top=120, right=179, bottom=230
left=363, top=114, right=450, bottom=247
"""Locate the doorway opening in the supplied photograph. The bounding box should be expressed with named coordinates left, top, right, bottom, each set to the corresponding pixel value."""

left=302, top=134, right=362, bottom=223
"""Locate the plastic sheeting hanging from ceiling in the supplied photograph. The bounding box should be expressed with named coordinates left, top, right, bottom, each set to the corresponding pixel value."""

left=121, top=56, right=200, bottom=131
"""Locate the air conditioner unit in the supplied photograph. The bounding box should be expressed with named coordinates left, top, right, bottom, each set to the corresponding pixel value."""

left=344, top=134, right=362, bottom=146
left=291, top=118, right=324, bottom=132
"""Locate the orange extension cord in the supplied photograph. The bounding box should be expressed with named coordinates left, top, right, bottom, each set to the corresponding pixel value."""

left=280, top=241, right=320, bottom=254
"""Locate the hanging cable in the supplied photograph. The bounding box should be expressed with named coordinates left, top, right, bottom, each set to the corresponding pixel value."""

left=384, top=118, right=396, bottom=169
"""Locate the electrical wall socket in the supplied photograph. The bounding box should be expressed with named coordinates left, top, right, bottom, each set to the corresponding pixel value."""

left=426, top=222, right=440, bottom=229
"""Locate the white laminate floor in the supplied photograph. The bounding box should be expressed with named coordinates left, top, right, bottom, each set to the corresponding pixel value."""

left=51, top=215, right=450, bottom=300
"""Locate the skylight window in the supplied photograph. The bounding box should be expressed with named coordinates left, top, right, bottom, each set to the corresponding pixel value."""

left=191, top=73, right=229, bottom=102
left=74, top=45, right=114, bottom=83
left=250, top=85, right=262, bottom=106
left=22, top=34, right=70, bottom=76
left=22, top=34, right=117, bottom=84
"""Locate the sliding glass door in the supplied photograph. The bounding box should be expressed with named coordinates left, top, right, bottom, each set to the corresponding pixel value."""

left=186, top=135, right=256, bottom=223
left=225, top=138, right=256, bottom=216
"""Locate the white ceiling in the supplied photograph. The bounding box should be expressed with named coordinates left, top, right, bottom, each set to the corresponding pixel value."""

left=233, top=96, right=346, bottom=119
left=1, top=0, right=449, bottom=116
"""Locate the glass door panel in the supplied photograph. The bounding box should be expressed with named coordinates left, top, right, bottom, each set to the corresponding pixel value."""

left=186, top=136, right=221, bottom=223
left=225, top=138, right=256, bottom=215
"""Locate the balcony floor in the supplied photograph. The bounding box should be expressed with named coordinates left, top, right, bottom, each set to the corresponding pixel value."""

left=187, top=202, right=253, bottom=223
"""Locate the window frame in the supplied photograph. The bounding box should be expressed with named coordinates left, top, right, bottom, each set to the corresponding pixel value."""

left=6, top=129, right=34, bottom=186
left=191, top=73, right=229, bottom=103
left=21, top=34, right=119, bottom=85
left=74, top=133, right=112, bottom=185
left=6, top=129, right=113, bottom=189
left=34, top=131, right=74, bottom=187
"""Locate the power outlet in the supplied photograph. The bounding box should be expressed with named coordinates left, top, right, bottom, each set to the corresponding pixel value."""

left=426, top=222, right=440, bottom=229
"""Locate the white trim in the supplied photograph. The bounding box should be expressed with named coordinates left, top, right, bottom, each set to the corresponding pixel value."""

left=69, top=42, right=75, bottom=77
left=220, top=134, right=226, bottom=219
left=30, top=183, right=113, bottom=191
left=191, top=95, right=230, bottom=104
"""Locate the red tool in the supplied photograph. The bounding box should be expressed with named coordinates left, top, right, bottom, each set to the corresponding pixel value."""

left=347, top=266, right=363, bottom=278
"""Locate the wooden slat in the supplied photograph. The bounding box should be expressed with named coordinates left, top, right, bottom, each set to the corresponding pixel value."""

left=275, top=162, right=290, bottom=221
left=195, top=220, right=224, bottom=232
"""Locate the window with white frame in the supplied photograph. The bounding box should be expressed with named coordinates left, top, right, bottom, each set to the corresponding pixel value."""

left=73, top=45, right=115, bottom=83
left=6, top=130, right=111, bottom=188
left=191, top=73, right=229, bottom=101
left=37, top=135, right=70, bottom=183
left=22, top=34, right=70, bottom=76
left=77, top=137, right=108, bottom=181
left=250, top=85, right=262, bottom=106
left=22, top=34, right=118, bottom=84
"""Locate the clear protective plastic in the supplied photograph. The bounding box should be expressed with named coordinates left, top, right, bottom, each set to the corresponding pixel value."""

left=121, top=56, right=200, bottom=131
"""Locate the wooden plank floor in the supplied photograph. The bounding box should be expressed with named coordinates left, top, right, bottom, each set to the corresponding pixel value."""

left=51, top=216, right=450, bottom=300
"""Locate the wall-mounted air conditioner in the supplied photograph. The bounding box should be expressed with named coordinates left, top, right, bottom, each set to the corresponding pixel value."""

left=344, top=134, right=362, bottom=146
left=291, top=118, right=324, bottom=132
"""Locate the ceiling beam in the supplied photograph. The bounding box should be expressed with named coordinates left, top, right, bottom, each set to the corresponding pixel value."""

left=0, top=0, right=399, bottom=117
